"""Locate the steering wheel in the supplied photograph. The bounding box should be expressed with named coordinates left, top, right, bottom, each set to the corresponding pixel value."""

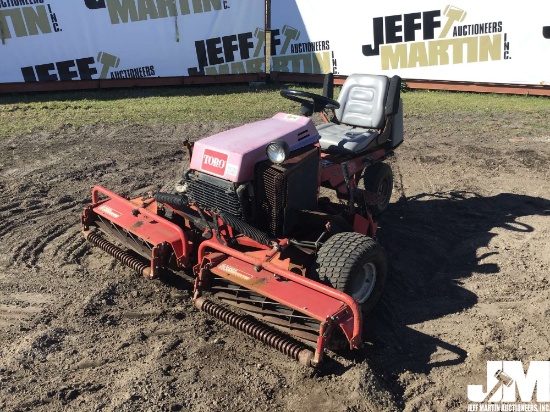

left=280, top=89, right=340, bottom=111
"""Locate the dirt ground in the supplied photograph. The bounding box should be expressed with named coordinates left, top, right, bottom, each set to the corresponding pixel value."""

left=0, top=98, right=549, bottom=412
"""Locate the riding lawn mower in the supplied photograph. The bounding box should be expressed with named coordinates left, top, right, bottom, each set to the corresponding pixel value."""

left=81, top=73, right=404, bottom=367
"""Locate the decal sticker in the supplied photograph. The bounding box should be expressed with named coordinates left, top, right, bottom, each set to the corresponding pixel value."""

left=98, top=205, right=121, bottom=218
left=284, top=114, right=300, bottom=121
left=225, top=163, right=238, bottom=176
left=218, top=263, right=253, bottom=280
left=201, top=149, right=228, bottom=176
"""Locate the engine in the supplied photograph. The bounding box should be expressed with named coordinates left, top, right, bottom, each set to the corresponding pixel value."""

left=254, top=145, right=319, bottom=237
left=181, top=113, right=321, bottom=238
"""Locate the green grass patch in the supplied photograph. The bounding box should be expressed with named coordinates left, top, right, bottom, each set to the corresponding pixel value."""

left=0, top=84, right=548, bottom=137
left=402, top=89, right=550, bottom=116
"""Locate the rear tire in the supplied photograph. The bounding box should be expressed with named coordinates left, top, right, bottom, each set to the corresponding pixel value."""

left=316, top=232, right=388, bottom=315
left=363, top=162, right=393, bottom=217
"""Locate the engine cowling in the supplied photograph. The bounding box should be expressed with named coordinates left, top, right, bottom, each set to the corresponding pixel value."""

left=182, top=114, right=321, bottom=238
left=189, top=113, right=319, bottom=183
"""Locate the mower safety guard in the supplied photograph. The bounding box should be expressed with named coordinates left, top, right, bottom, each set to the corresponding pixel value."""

left=194, top=239, right=363, bottom=365
left=82, top=186, right=190, bottom=277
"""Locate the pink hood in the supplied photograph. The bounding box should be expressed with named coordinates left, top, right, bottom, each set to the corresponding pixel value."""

left=189, top=113, right=319, bottom=183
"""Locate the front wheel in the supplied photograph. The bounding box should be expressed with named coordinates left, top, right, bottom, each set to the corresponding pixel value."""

left=315, top=232, right=388, bottom=315
left=363, top=162, right=393, bottom=217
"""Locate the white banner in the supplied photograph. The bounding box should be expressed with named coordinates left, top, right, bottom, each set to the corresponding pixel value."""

left=270, top=1, right=550, bottom=85
left=0, top=0, right=265, bottom=84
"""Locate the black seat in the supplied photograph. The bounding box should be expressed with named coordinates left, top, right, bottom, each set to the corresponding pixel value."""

left=317, top=73, right=403, bottom=154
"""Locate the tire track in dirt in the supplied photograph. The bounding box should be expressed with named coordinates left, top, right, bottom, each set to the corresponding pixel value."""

left=0, top=196, right=82, bottom=268
left=13, top=223, right=73, bottom=268
left=0, top=303, right=43, bottom=328
left=51, top=228, right=91, bottom=265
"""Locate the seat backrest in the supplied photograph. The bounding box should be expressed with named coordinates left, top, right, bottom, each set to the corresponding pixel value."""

left=335, top=74, right=389, bottom=129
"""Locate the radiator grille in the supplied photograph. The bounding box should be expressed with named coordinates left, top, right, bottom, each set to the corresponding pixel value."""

left=184, top=172, right=243, bottom=219
left=259, top=167, right=286, bottom=237
left=256, top=146, right=319, bottom=238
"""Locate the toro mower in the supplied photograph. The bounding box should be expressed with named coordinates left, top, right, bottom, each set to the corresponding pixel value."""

left=81, top=73, right=403, bottom=367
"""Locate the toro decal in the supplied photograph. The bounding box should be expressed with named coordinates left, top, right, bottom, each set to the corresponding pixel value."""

left=202, top=149, right=227, bottom=176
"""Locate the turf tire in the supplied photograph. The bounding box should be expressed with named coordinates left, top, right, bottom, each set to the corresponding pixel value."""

left=316, top=232, right=388, bottom=315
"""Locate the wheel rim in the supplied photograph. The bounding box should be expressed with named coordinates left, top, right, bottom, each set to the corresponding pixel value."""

left=378, top=178, right=390, bottom=207
left=350, top=262, right=377, bottom=304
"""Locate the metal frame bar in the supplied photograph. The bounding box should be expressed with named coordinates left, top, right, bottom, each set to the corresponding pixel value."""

left=195, top=239, right=363, bottom=349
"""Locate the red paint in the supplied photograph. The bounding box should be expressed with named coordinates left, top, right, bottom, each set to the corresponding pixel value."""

left=196, top=239, right=363, bottom=348
left=202, top=149, right=228, bottom=176
left=88, top=185, right=190, bottom=267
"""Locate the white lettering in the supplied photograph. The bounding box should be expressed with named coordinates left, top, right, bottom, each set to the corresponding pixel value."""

left=468, top=361, right=550, bottom=403
left=203, top=154, right=226, bottom=169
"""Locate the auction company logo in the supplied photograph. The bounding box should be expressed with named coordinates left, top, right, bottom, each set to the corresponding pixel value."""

left=270, top=24, right=335, bottom=75
left=0, top=0, right=61, bottom=41
left=187, top=27, right=265, bottom=75
left=84, top=0, right=229, bottom=25
left=467, top=361, right=550, bottom=411
left=362, top=4, right=511, bottom=70
left=20, top=51, right=156, bottom=82
left=187, top=22, right=336, bottom=76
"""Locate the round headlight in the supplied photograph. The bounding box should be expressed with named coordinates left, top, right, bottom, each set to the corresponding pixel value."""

left=266, top=140, right=290, bottom=164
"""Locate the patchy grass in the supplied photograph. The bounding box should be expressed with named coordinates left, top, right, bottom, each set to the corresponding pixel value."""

left=0, top=83, right=549, bottom=137
left=0, top=84, right=297, bottom=136
left=402, top=89, right=550, bottom=115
